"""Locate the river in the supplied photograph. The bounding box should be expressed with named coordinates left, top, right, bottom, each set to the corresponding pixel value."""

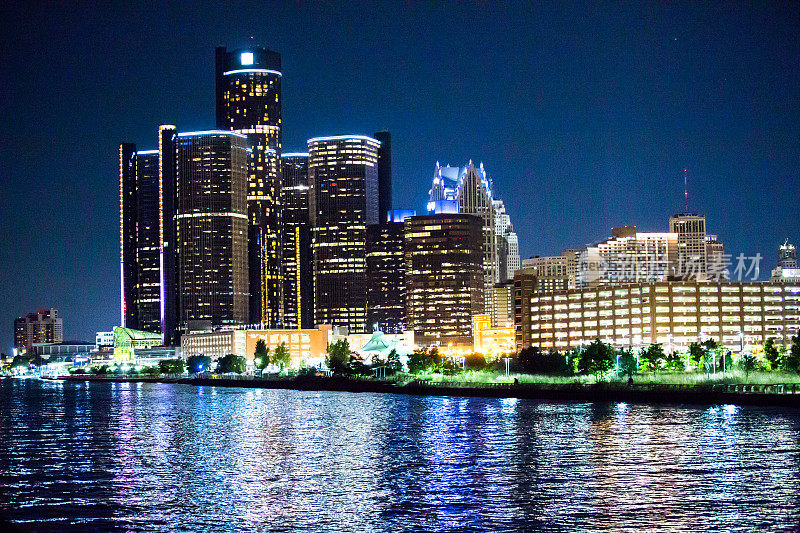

left=1, top=378, right=798, bottom=531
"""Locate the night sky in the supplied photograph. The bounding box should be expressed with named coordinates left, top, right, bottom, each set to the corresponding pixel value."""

left=1, top=2, right=798, bottom=352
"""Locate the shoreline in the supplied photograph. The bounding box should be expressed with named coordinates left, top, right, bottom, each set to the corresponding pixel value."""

left=38, top=374, right=800, bottom=408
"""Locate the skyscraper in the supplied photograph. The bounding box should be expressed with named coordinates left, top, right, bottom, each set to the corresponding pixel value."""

left=133, top=149, right=161, bottom=333
left=779, top=240, right=798, bottom=269
left=13, top=309, right=63, bottom=350
left=456, top=162, right=497, bottom=310
left=669, top=214, right=707, bottom=279
left=281, top=152, right=314, bottom=329
left=404, top=214, right=484, bottom=348
left=216, top=46, right=283, bottom=327
left=158, top=125, right=179, bottom=345
left=308, top=135, right=380, bottom=333
left=374, top=131, right=392, bottom=224
left=119, top=142, right=138, bottom=329
left=175, top=131, right=249, bottom=331
left=366, top=216, right=408, bottom=334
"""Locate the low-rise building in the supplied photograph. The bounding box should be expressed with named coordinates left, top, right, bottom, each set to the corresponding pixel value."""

left=472, top=314, right=515, bottom=356
left=113, top=327, right=163, bottom=362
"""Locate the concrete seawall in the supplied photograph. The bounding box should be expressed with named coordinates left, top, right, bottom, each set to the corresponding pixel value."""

left=43, top=374, right=800, bottom=408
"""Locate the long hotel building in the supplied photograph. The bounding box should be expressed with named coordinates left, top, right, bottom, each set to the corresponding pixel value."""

left=515, top=280, right=800, bottom=353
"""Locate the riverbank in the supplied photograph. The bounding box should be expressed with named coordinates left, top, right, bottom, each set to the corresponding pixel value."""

left=41, top=374, right=800, bottom=407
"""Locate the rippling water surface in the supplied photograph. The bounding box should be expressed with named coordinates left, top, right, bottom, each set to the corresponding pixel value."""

left=1, top=379, right=799, bottom=532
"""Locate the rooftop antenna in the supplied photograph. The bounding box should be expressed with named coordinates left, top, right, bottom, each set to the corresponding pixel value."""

left=683, top=168, right=688, bottom=213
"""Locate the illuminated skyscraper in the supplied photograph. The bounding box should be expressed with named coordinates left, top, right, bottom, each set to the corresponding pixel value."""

left=366, top=216, right=408, bottom=334
left=175, top=131, right=249, bottom=331
left=456, top=162, right=497, bottom=310
left=308, top=135, right=380, bottom=333
left=216, top=46, right=283, bottom=327
left=13, top=309, right=63, bottom=350
left=669, top=213, right=707, bottom=279
left=374, top=131, right=392, bottom=224
left=119, top=142, right=138, bottom=329
left=158, top=125, right=179, bottom=345
left=281, top=152, right=314, bottom=329
left=133, top=149, right=161, bottom=333
left=404, top=214, right=484, bottom=348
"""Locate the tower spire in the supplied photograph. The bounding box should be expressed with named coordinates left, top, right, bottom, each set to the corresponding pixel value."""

left=683, top=168, right=688, bottom=213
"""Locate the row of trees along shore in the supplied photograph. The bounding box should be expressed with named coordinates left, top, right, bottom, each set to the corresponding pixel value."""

left=51, top=334, right=800, bottom=383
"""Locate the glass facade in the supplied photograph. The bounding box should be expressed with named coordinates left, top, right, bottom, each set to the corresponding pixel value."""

left=308, top=136, right=380, bottom=333
left=281, top=153, right=313, bottom=329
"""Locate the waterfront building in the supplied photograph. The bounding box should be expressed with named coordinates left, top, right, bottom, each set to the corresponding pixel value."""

left=158, top=125, right=180, bottom=345
left=95, top=331, right=114, bottom=349
left=112, top=327, right=162, bottom=362
left=515, top=280, right=800, bottom=353
left=245, top=325, right=333, bottom=367
left=308, top=135, right=380, bottom=334
left=669, top=214, right=708, bottom=279
left=14, top=309, right=63, bottom=350
left=181, top=329, right=246, bottom=362
left=119, top=142, right=138, bottom=329
left=281, top=152, right=314, bottom=329
left=175, top=131, right=249, bottom=331
left=472, top=314, right=515, bottom=356
left=366, top=219, right=407, bottom=333
left=216, top=46, right=283, bottom=327
left=29, top=341, right=95, bottom=362
left=404, top=214, right=484, bottom=348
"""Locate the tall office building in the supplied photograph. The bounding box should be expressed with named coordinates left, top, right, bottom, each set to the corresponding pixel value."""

left=308, top=135, right=380, bottom=333
left=216, top=46, right=283, bottom=327
left=366, top=213, right=410, bottom=334
left=158, top=125, right=180, bottom=345
left=119, top=143, right=138, bottom=329
left=374, top=131, right=392, bottom=224
left=493, top=199, right=520, bottom=281
left=456, top=163, right=498, bottom=309
left=404, top=214, right=484, bottom=348
left=175, top=131, right=249, bottom=331
left=281, top=152, right=314, bottom=329
left=669, top=214, right=707, bottom=279
left=132, top=150, right=161, bottom=333
left=779, top=240, right=798, bottom=269
left=14, top=309, right=63, bottom=350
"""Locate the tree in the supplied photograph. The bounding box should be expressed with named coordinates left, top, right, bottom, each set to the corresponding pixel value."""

left=386, top=349, right=402, bottom=373
left=763, top=337, right=781, bottom=371
left=216, top=354, right=246, bottom=374
left=159, top=358, right=184, bottom=375
left=739, top=352, right=757, bottom=380
left=665, top=350, right=685, bottom=372
left=783, top=334, right=800, bottom=374
left=618, top=348, right=637, bottom=380
left=186, top=355, right=212, bottom=374
left=254, top=339, right=270, bottom=371
left=272, top=342, right=290, bottom=371
left=407, top=347, right=440, bottom=374
left=639, top=344, right=666, bottom=373
left=326, top=339, right=351, bottom=373
left=464, top=353, right=486, bottom=371
left=688, top=342, right=706, bottom=368
left=577, top=339, right=615, bottom=378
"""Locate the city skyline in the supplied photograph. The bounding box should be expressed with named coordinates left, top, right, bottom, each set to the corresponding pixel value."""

left=1, top=2, right=799, bottom=351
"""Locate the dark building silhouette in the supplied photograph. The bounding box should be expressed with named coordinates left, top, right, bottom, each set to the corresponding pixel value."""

left=308, top=135, right=380, bottom=333
left=404, top=214, right=484, bottom=348
left=281, top=152, right=314, bottom=329
left=119, top=142, right=138, bottom=329
left=216, top=46, right=283, bottom=327
left=366, top=217, right=407, bottom=334
left=133, top=149, right=161, bottom=334
left=374, top=131, right=392, bottom=224
left=175, top=131, right=249, bottom=331
left=159, top=125, right=179, bottom=345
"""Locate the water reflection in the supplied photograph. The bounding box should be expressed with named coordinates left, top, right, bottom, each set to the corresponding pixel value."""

left=0, top=379, right=798, bottom=532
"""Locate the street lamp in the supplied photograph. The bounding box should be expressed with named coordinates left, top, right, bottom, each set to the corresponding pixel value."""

left=503, top=357, right=510, bottom=377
